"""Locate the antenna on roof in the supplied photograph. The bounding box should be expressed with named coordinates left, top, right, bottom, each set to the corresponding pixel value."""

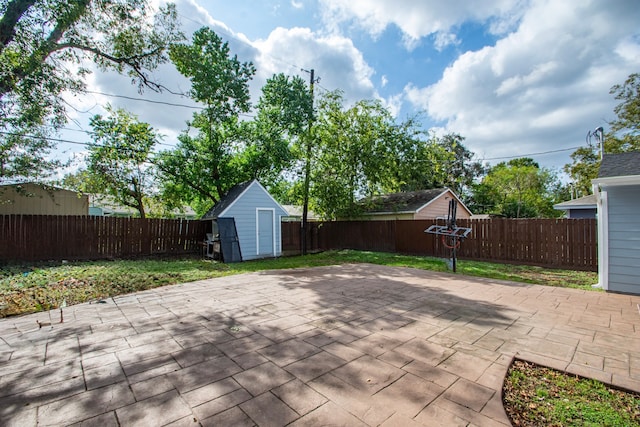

left=586, top=126, right=605, bottom=160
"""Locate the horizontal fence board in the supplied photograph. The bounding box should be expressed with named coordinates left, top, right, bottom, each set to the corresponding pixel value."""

left=282, top=218, right=597, bottom=271
left=0, top=215, right=207, bottom=261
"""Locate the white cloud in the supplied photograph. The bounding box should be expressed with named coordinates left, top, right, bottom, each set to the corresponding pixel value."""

left=253, top=27, right=377, bottom=105
left=319, top=0, right=525, bottom=48
left=62, top=1, right=381, bottom=161
left=433, top=31, right=460, bottom=51
left=405, top=0, right=640, bottom=168
left=291, top=0, right=303, bottom=9
left=381, top=75, right=388, bottom=88
left=381, top=93, right=403, bottom=118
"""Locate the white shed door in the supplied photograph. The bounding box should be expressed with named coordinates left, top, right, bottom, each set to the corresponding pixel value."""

left=257, top=209, right=274, bottom=256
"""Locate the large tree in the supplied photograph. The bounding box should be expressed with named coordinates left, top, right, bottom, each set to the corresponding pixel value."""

left=248, top=73, right=312, bottom=192
left=435, top=134, right=486, bottom=197
left=157, top=27, right=255, bottom=213
left=564, top=72, right=640, bottom=195
left=0, top=0, right=183, bottom=182
left=309, top=91, right=450, bottom=219
left=476, top=158, right=562, bottom=218
left=84, top=106, right=160, bottom=218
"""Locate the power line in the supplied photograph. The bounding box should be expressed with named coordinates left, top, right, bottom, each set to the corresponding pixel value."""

left=85, top=90, right=256, bottom=119
left=482, top=146, right=581, bottom=161
left=86, top=91, right=201, bottom=110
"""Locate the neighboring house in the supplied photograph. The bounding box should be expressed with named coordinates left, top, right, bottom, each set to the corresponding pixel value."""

left=358, top=188, right=472, bottom=220
left=553, top=194, right=597, bottom=219
left=592, top=151, right=640, bottom=295
left=281, top=205, right=319, bottom=222
left=89, top=195, right=197, bottom=219
left=201, top=180, right=289, bottom=262
left=0, top=183, right=88, bottom=215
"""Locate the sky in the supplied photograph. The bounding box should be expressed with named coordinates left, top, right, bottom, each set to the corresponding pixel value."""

left=59, top=0, right=640, bottom=179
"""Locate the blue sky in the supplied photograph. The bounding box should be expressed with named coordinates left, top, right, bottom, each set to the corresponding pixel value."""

left=60, top=0, right=640, bottom=178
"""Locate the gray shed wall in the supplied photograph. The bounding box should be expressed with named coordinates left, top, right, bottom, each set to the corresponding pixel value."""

left=606, top=185, right=640, bottom=294
left=222, top=183, right=287, bottom=261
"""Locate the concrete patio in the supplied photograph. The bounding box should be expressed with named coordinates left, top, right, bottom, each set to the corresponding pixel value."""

left=1, top=264, right=639, bottom=426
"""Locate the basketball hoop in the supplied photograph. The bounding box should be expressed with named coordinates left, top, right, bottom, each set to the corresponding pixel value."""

left=424, top=199, right=472, bottom=272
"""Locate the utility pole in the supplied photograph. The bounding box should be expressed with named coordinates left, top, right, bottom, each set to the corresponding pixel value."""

left=301, top=68, right=319, bottom=255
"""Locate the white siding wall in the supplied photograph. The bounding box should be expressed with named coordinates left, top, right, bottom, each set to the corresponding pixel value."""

left=606, top=185, right=640, bottom=294
left=223, top=182, right=287, bottom=261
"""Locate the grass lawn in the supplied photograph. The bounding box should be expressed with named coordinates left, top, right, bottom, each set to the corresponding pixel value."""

left=1, top=250, right=634, bottom=424
left=1, top=250, right=597, bottom=317
left=504, top=360, right=640, bottom=426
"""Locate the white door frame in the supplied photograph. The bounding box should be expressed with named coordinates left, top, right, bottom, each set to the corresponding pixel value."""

left=256, top=208, right=276, bottom=255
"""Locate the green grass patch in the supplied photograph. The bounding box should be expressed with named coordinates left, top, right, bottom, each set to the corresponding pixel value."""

left=504, top=359, right=640, bottom=426
left=1, top=250, right=598, bottom=317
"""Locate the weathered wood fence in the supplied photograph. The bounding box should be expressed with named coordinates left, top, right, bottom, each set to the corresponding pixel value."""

left=282, top=218, right=598, bottom=271
left=0, top=215, right=207, bottom=261
left=1, top=215, right=598, bottom=271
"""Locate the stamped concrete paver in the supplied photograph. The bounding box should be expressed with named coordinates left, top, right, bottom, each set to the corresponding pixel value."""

left=1, top=263, right=639, bottom=426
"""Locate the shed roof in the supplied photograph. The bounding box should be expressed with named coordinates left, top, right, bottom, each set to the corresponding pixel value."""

left=201, top=180, right=254, bottom=220
left=598, top=152, right=640, bottom=178
left=200, top=180, right=288, bottom=220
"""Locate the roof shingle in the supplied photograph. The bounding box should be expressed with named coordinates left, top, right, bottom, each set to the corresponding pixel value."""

left=360, top=188, right=448, bottom=213
left=201, top=180, right=254, bottom=220
left=598, top=152, right=640, bottom=178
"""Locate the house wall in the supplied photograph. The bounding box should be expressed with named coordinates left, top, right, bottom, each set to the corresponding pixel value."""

left=606, top=185, right=640, bottom=294
left=222, top=183, right=288, bottom=261
left=567, top=208, right=597, bottom=219
left=414, top=191, right=471, bottom=220
left=0, top=184, right=88, bottom=215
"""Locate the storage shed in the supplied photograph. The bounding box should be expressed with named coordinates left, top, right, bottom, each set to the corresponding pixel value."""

left=592, top=152, right=640, bottom=295
left=201, top=180, right=289, bottom=262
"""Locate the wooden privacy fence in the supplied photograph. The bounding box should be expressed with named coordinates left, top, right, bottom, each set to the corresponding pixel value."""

left=0, top=215, right=207, bottom=261
left=282, top=218, right=598, bottom=271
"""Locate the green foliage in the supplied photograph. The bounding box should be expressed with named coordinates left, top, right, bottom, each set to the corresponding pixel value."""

left=308, top=91, right=461, bottom=219
left=610, top=73, right=640, bottom=140
left=169, top=27, right=255, bottom=119
left=434, top=134, right=486, bottom=196
left=160, top=29, right=306, bottom=214
left=81, top=106, right=159, bottom=218
left=0, top=0, right=183, bottom=182
left=476, top=158, right=563, bottom=218
left=160, top=40, right=312, bottom=215
left=564, top=72, right=640, bottom=195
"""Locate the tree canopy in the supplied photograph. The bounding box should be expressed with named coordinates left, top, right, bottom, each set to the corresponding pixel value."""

left=474, top=158, right=563, bottom=218
left=304, top=90, right=474, bottom=219
left=86, top=106, right=160, bottom=218
left=564, top=72, right=640, bottom=195
left=0, top=0, right=183, bottom=182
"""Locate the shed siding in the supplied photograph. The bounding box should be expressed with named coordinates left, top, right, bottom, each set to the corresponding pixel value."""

left=606, top=185, right=640, bottom=294
left=222, top=182, right=287, bottom=261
